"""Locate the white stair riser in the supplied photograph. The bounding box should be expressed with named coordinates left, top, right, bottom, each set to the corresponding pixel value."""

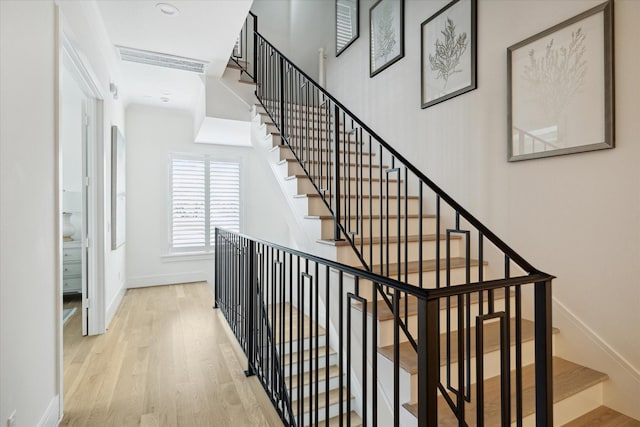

left=287, top=375, right=341, bottom=399
left=314, top=216, right=436, bottom=240
left=357, top=265, right=486, bottom=300
left=257, top=105, right=333, bottom=117
left=274, top=335, right=327, bottom=355
left=376, top=297, right=512, bottom=347
left=275, top=146, right=374, bottom=163
left=284, top=352, right=339, bottom=376
left=292, top=175, right=401, bottom=198
left=285, top=161, right=386, bottom=180
left=304, top=195, right=421, bottom=217
left=334, top=237, right=463, bottom=267
left=296, top=396, right=357, bottom=426
left=408, top=338, right=542, bottom=401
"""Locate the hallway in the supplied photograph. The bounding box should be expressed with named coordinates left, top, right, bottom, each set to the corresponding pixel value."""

left=61, top=282, right=282, bottom=426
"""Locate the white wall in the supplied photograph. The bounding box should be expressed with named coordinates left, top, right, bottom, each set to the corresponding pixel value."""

left=1, top=1, right=126, bottom=424
left=125, top=104, right=291, bottom=288
left=251, top=0, right=333, bottom=81
left=279, top=0, right=640, bottom=417
left=57, top=0, right=127, bottom=323
left=251, top=0, right=291, bottom=59
left=0, top=2, right=59, bottom=426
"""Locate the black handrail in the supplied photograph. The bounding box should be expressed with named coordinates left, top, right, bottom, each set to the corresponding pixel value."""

left=215, top=228, right=554, bottom=426
left=252, top=34, right=537, bottom=274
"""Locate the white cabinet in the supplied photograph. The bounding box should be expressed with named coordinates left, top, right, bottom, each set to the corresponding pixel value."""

left=63, top=241, right=82, bottom=294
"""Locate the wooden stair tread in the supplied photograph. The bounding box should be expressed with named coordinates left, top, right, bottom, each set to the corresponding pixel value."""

left=282, top=346, right=336, bottom=365
left=268, top=303, right=326, bottom=343
left=378, top=319, right=550, bottom=374
left=227, top=59, right=247, bottom=70
left=293, top=387, right=350, bottom=412
left=403, top=357, right=608, bottom=426
left=272, top=145, right=375, bottom=157
left=287, top=365, right=340, bottom=387
left=305, top=213, right=435, bottom=220
left=318, top=233, right=459, bottom=247
left=286, top=174, right=395, bottom=183
left=370, top=258, right=487, bottom=276
left=328, top=411, right=362, bottom=427
left=295, top=192, right=417, bottom=200
left=563, top=406, right=640, bottom=426
left=280, top=158, right=386, bottom=168
left=354, top=291, right=515, bottom=321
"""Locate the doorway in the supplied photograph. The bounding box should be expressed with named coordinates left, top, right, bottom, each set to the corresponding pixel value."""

left=60, top=51, right=93, bottom=336
left=58, top=31, right=106, bottom=338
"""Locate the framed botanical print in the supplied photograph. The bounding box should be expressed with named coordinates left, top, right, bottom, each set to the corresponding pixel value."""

left=370, top=0, right=404, bottom=77
left=507, top=1, right=614, bottom=161
left=421, top=0, right=477, bottom=109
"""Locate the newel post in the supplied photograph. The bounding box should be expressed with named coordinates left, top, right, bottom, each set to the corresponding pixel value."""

left=244, top=239, right=256, bottom=377
left=417, top=296, right=439, bottom=426
left=535, top=279, right=553, bottom=426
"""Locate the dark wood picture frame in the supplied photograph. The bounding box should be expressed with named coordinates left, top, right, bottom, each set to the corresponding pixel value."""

left=421, top=0, right=477, bottom=109
left=336, top=0, right=359, bottom=57
left=507, top=0, right=614, bottom=161
left=369, top=0, right=404, bottom=77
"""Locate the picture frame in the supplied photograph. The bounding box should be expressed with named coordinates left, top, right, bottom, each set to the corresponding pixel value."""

left=421, top=0, right=477, bottom=109
left=111, top=125, right=126, bottom=249
left=369, top=0, right=404, bottom=77
left=336, top=0, right=359, bottom=57
left=507, top=0, right=614, bottom=162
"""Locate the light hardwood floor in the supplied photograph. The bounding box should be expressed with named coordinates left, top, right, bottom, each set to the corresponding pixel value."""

left=61, top=282, right=283, bottom=427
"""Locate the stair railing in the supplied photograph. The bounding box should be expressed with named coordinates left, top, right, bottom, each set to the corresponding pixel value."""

left=216, top=228, right=554, bottom=426
left=228, top=12, right=555, bottom=426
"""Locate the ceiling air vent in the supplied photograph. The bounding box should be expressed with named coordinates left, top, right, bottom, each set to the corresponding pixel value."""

left=116, top=46, right=209, bottom=74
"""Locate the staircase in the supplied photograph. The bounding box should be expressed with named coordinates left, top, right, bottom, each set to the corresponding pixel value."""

left=215, top=12, right=640, bottom=427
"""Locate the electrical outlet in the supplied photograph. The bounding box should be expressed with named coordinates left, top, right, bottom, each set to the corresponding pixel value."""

left=7, top=410, right=16, bottom=427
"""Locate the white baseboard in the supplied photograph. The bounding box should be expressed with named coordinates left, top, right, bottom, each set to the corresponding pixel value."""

left=38, top=394, right=59, bottom=427
left=126, top=271, right=209, bottom=288
left=105, top=285, right=126, bottom=330
left=553, top=297, right=640, bottom=420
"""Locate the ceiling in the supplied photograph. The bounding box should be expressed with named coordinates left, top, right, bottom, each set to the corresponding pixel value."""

left=96, top=0, right=252, bottom=111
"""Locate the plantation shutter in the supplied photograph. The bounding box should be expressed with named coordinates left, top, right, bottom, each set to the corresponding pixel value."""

left=336, top=3, right=354, bottom=49
left=210, top=161, right=240, bottom=245
left=171, top=157, right=206, bottom=249
left=170, top=155, right=241, bottom=251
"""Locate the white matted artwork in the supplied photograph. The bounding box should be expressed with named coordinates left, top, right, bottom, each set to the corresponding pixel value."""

left=421, top=0, right=477, bottom=108
left=507, top=1, right=614, bottom=161
left=111, top=125, right=126, bottom=249
left=369, top=0, right=404, bottom=77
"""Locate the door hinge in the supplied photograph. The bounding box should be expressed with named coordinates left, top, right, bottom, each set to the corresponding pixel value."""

left=83, top=298, right=90, bottom=309
left=85, top=176, right=90, bottom=186
left=83, top=114, right=90, bottom=127
left=84, top=237, right=90, bottom=249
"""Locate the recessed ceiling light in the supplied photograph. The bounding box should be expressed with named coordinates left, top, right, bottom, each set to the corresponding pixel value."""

left=156, top=2, right=179, bottom=16
left=160, top=96, right=170, bottom=103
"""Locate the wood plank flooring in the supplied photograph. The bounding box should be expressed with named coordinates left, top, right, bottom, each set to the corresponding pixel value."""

left=61, top=282, right=283, bottom=427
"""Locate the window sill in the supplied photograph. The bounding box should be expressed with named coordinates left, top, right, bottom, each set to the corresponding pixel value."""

left=161, top=251, right=214, bottom=263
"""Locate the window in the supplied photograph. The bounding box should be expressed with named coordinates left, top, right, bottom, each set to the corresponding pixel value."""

left=170, top=155, right=240, bottom=251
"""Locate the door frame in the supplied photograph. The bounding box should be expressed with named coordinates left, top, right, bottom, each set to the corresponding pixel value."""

left=56, top=8, right=106, bottom=418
